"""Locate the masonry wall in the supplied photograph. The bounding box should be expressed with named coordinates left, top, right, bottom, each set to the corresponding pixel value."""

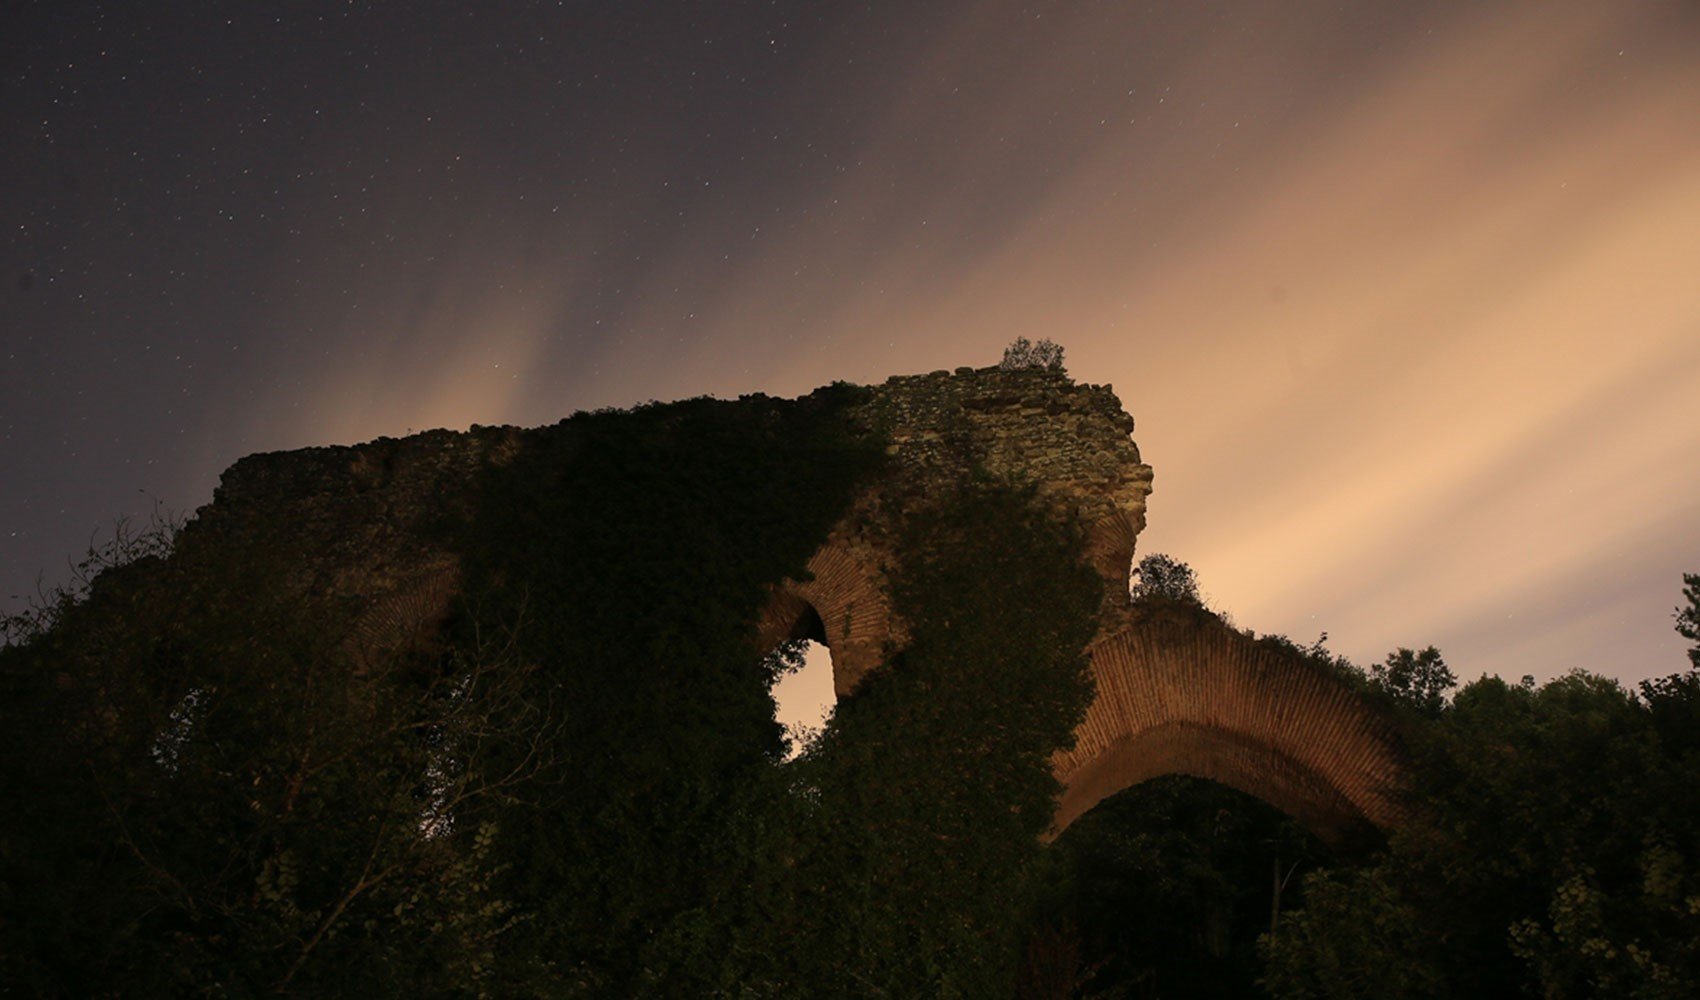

left=171, top=364, right=1406, bottom=838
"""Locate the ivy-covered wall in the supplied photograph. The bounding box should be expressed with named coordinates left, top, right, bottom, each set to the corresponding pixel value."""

left=182, top=365, right=1156, bottom=691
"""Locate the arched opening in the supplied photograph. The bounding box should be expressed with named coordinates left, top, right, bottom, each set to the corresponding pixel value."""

left=1054, top=723, right=1381, bottom=845
left=770, top=639, right=836, bottom=759
left=1027, top=774, right=1332, bottom=998
left=761, top=602, right=837, bottom=760
left=1051, top=610, right=1410, bottom=846
left=751, top=542, right=896, bottom=700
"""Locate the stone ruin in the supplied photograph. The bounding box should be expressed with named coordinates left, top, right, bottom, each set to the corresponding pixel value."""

left=180, top=365, right=1407, bottom=840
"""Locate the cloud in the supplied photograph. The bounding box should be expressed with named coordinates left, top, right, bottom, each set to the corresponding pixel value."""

left=247, top=0, right=1700, bottom=682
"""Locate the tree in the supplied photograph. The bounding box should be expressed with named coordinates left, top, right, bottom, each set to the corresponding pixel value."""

left=0, top=514, right=549, bottom=995
left=1000, top=337, right=1066, bottom=372
left=1131, top=552, right=1202, bottom=605
left=1370, top=646, right=1456, bottom=718
left=1676, top=573, right=1700, bottom=669
left=1640, top=573, right=1700, bottom=764
left=1263, top=666, right=1700, bottom=998
left=1036, top=775, right=1328, bottom=998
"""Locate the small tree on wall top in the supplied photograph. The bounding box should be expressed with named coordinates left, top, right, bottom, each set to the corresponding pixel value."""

left=1131, top=553, right=1201, bottom=605
left=1000, top=337, right=1066, bottom=372
left=1676, top=572, right=1700, bottom=668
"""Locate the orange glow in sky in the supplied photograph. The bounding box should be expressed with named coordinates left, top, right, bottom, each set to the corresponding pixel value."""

left=8, top=1, right=1697, bottom=689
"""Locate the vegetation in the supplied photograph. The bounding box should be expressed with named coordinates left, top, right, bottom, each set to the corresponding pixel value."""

left=0, top=503, right=557, bottom=994
left=1028, top=776, right=1326, bottom=998
left=439, top=386, right=889, bottom=993
left=1000, top=337, right=1067, bottom=372
left=1130, top=552, right=1202, bottom=605
left=0, top=388, right=1104, bottom=995
left=4, top=388, right=1699, bottom=995
left=1040, top=563, right=1700, bottom=999
left=758, top=477, right=1101, bottom=995
left=1677, top=573, right=1700, bottom=669
left=1261, top=665, right=1700, bottom=998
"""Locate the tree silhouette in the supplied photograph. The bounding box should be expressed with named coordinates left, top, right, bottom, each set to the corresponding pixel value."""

left=1676, top=573, right=1700, bottom=669
left=1131, top=552, right=1201, bottom=605
left=999, top=337, right=1066, bottom=371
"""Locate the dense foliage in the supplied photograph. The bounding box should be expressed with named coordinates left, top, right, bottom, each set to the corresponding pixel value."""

left=0, top=510, right=537, bottom=994
left=1003, top=573, right=1700, bottom=1000
left=1038, top=577, right=1700, bottom=999
left=1, top=387, right=1113, bottom=996
left=1262, top=666, right=1700, bottom=998
left=441, top=386, right=889, bottom=993
left=752, top=477, right=1102, bottom=995
left=1027, top=776, right=1326, bottom=998
left=455, top=457, right=1103, bottom=994
left=5, top=385, right=1698, bottom=996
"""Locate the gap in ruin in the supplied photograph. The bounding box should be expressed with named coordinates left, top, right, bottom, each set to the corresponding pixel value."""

left=771, top=639, right=835, bottom=760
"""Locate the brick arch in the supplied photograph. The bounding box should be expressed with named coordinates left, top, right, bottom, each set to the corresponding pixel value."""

left=751, top=535, right=894, bottom=697
left=1052, top=607, right=1408, bottom=843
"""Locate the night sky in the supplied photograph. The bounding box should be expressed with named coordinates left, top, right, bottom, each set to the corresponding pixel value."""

left=7, top=1, right=1700, bottom=718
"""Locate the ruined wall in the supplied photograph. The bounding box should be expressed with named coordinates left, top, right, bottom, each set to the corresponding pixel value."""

left=174, top=425, right=519, bottom=668
left=751, top=365, right=1154, bottom=693
left=189, top=365, right=1153, bottom=690
left=177, top=364, right=1406, bottom=838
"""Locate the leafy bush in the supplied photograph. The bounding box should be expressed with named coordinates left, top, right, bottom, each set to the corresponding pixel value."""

left=1000, top=337, right=1066, bottom=371
left=1261, top=582, right=1700, bottom=999
left=1131, top=552, right=1202, bottom=605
